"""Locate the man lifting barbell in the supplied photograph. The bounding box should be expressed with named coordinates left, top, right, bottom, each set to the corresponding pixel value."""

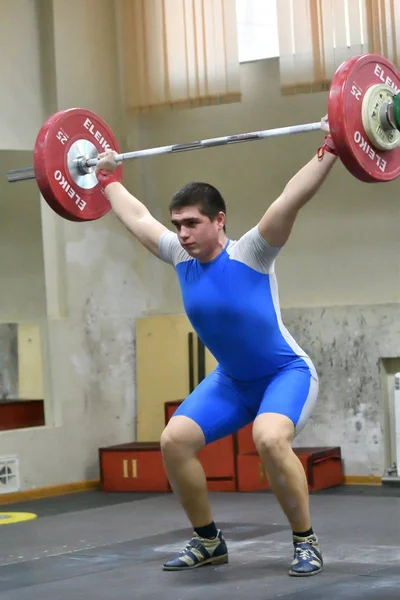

left=6, top=52, right=400, bottom=577
left=93, top=113, right=336, bottom=577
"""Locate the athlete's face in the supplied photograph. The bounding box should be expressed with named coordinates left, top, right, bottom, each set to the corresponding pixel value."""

left=171, top=205, right=226, bottom=262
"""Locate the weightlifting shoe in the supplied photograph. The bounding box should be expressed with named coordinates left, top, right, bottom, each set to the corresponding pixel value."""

left=162, top=529, right=228, bottom=570
left=289, top=534, right=323, bottom=577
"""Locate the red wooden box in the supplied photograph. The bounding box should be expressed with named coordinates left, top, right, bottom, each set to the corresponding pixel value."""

left=164, top=401, right=181, bottom=423
left=236, top=447, right=343, bottom=492
left=199, top=438, right=236, bottom=478
left=294, top=446, right=344, bottom=491
left=0, top=400, right=45, bottom=431
left=237, top=422, right=256, bottom=454
left=207, top=479, right=236, bottom=492
left=236, top=453, right=269, bottom=491
left=99, top=442, right=169, bottom=492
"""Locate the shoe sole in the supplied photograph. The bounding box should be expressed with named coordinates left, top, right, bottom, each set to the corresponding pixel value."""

left=289, top=566, right=323, bottom=577
left=162, top=554, right=229, bottom=571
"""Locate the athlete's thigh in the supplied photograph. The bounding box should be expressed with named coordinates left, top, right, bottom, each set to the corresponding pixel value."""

left=257, top=365, right=319, bottom=436
left=173, top=368, right=255, bottom=444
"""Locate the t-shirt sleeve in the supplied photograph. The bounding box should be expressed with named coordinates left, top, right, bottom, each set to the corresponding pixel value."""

left=158, top=230, right=190, bottom=267
left=228, top=226, right=282, bottom=273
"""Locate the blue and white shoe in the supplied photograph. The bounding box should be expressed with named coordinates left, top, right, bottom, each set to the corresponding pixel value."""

left=289, top=535, right=323, bottom=577
left=162, top=530, right=228, bottom=571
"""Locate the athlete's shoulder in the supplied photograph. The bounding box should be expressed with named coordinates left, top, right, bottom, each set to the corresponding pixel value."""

left=158, top=231, right=191, bottom=267
left=227, top=226, right=281, bottom=273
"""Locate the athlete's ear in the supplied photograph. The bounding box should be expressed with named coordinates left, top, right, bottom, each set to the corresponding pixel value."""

left=215, top=211, right=226, bottom=231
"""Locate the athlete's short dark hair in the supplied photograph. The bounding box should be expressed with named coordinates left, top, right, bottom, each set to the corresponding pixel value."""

left=169, top=182, right=226, bottom=231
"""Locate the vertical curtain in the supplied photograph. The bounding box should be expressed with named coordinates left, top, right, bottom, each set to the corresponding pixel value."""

left=365, top=0, right=399, bottom=65
left=277, top=0, right=400, bottom=95
left=119, top=0, right=241, bottom=113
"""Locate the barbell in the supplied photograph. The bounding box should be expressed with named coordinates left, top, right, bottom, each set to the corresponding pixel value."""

left=6, top=53, right=400, bottom=223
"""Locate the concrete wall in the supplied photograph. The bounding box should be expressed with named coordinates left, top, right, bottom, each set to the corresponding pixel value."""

left=0, top=2, right=45, bottom=150
left=0, top=0, right=151, bottom=489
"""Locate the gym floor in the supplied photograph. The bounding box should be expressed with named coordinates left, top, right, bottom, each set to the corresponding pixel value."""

left=0, top=485, right=399, bottom=600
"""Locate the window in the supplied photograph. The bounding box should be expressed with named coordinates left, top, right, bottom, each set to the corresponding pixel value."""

left=236, top=0, right=279, bottom=63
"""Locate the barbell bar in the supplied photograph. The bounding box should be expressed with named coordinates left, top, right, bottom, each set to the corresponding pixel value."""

left=7, top=122, right=323, bottom=183
left=5, top=53, right=400, bottom=222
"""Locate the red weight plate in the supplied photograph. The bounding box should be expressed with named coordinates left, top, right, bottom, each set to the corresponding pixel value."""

left=328, top=53, right=400, bottom=183
left=33, top=109, right=99, bottom=222
left=33, top=108, right=122, bottom=221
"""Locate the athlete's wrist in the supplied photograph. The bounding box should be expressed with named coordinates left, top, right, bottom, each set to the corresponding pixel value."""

left=96, top=170, right=119, bottom=190
left=317, top=135, right=338, bottom=161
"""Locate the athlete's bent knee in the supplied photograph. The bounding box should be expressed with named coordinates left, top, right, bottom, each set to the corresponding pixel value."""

left=253, top=414, right=294, bottom=456
left=254, top=433, right=291, bottom=457
left=253, top=415, right=294, bottom=457
left=160, top=416, right=205, bottom=458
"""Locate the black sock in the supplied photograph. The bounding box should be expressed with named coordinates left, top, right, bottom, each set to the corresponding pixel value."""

left=194, top=521, right=218, bottom=539
left=292, top=527, right=314, bottom=538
